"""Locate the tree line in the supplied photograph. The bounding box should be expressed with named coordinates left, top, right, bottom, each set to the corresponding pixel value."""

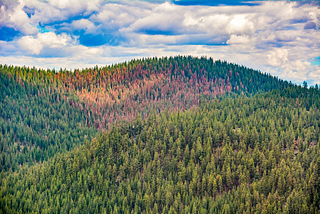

left=0, top=56, right=288, bottom=172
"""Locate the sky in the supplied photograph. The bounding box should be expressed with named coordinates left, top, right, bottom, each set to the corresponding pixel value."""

left=0, top=0, right=319, bottom=85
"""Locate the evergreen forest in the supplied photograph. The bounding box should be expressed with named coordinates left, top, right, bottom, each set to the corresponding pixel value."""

left=0, top=56, right=319, bottom=213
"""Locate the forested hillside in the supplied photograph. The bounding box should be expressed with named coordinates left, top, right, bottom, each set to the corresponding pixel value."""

left=1, top=56, right=319, bottom=214
left=0, top=85, right=319, bottom=213
left=0, top=56, right=286, bottom=172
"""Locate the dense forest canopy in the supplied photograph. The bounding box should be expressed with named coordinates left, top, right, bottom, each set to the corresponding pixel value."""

left=0, top=56, right=319, bottom=213
left=0, top=56, right=288, bottom=172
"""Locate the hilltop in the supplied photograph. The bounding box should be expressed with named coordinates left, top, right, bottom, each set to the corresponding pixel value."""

left=0, top=56, right=286, bottom=172
left=0, top=56, right=319, bottom=213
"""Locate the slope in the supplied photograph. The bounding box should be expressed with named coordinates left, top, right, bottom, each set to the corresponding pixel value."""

left=0, top=56, right=287, bottom=172
left=0, top=85, right=319, bottom=213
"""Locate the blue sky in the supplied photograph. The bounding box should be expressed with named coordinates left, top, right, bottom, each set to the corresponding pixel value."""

left=0, top=0, right=319, bottom=85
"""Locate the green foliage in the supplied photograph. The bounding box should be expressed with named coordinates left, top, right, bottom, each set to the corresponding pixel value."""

left=0, top=56, right=287, bottom=172
left=0, top=67, right=97, bottom=172
left=1, top=85, right=319, bottom=213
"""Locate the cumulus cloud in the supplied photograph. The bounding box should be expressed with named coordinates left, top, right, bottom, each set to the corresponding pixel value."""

left=71, top=19, right=98, bottom=33
left=267, top=49, right=289, bottom=67
left=17, top=32, right=74, bottom=55
left=0, top=0, right=37, bottom=34
left=227, top=35, right=251, bottom=44
left=0, top=0, right=319, bottom=85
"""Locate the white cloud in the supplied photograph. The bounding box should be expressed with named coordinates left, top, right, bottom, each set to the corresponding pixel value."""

left=18, top=36, right=42, bottom=54
left=90, top=2, right=151, bottom=31
left=0, top=0, right=319, bottom=85
left=227, top=14, right=254, bottom=35
left=0, top=0, right=38, bottom=34
left=227, top=34, right=251, bottom=44
left=0, top=0, right=102, bottom=33
left=267, top=49, right=289, bottom=67
left=17, top=32, right=73, bottom=54
left=71, top=19, right=98, bottom=33
left=121, top=2, right=185, bottom=35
